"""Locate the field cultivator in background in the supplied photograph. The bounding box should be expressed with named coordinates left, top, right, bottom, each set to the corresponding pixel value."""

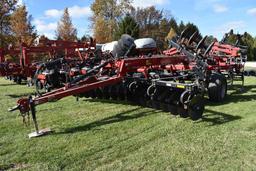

left=164, top=30, right=247, bottom=87
left=0, top=39, right=96, bottom=85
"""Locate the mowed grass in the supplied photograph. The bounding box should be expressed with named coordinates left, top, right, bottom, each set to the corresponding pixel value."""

left=0, top=77, right=256, bottom=170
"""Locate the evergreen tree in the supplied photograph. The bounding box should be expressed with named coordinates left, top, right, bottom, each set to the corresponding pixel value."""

left=91, top=0, right=132, bottom=43
left=165, top=28, right=177, bottom=41
left=10, top=5, right=37, bottom=46
left=177, top=21, right=185, bottom=35
left=114, top=15, right=139, bottom=40
left=56, top=8, right=77, bottom=41
left=0, top=0, right=17, bottom=47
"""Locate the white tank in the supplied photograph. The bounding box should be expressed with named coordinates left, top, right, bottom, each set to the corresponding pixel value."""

left=101, top=41, right=118, bottom=52
left=135, top=38, right=156, bottom=49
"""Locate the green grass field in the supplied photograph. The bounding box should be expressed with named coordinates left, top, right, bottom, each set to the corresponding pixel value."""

left=0, top=77, right=256, bottom=170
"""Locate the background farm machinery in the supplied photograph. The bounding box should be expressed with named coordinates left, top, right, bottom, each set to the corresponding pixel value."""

left=8, top=31, right=248, bottom=138
left=164, top=30, right=247, bottom=87
left=0, top=38, right=97, bottom=85
left=34, top=37, right=160, bottom=93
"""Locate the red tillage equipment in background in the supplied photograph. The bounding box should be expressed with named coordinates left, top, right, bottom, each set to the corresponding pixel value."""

left=0, top=38, right=97, bottom=85
left=33, top=38, right=97, bottom=92
left=163, top=31, right=247, bottom=86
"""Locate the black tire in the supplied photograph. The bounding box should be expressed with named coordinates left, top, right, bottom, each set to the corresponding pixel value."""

left=112, top=34, right=136, bottom=58
left=178, top=107, right=188, bottom=118
left=208, top=73, right=227, bottom=102
left=249, top=70, right=256, bottom=76
left=244, top=70, right=249, bottom=76
left=16, top=76, right=22, bottom=84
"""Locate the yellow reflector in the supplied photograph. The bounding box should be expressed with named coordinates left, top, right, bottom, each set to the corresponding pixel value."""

left=177, top=85, right=185, bottom=89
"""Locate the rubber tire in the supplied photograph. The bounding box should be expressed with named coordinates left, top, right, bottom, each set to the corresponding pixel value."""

left=112, top=34, right=135, bottom=58
left=249, top=70, right=256, bottom=76
left=208, top=73, right=227, bottom=102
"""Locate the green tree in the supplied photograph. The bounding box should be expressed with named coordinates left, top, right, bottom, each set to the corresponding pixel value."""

left=183, top=22, right=202, bottom=40
left=165, top=28, right=177, bottom=41
left=91, top=0, right=132, bottom=43
left=56, top=8, right=77, bottom=41
left=131, top=6, right=163, bottom=38
left=114, top=15, right=139, bottom=40
left=10, top=5, right=37, bottom=46
left=224, top=30, right=256, bottom=61
left=242, top=32, right=256, bottom=61
left=177, top=21, right=185, bottom=35
left=169, top=17, right=178, bottom=33
left=0, top=0, right=17, bottom=47
left=205, top=35, right=216, bottom=46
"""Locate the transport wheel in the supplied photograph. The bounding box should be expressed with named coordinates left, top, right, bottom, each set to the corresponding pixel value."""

left=249, top=70, right=256, bottom=76
left=208, top=73, right=227, bottom=102
left=188, top=95, right=205, bottom=120
left=16, top=76, right=22, bottom=84
left=35, top=80, right=44, bottom=96
left=45, top=84, right=51, bottom=93
left=35, top=80, right=43, bottom=90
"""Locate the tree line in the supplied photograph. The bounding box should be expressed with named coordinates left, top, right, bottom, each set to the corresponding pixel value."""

left=0, top=0, right=256, bottom=61
left=0, top=0, right=77, bottom=48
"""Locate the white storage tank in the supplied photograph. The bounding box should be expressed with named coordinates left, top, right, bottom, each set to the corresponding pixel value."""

left=101, top=41, right=118, bottom=52
left=135, top=38, right=156, bottom=49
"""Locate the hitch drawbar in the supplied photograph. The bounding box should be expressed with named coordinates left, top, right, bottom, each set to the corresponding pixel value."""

left=8, top=97, right=52, bottom=138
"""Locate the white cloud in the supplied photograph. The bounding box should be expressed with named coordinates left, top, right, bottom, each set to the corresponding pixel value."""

left=45, top=9, right=63, bottom=18
left=132, top=0, right=168, bottom=8
left=247, top=8, right=256, bottom=16
left=44, top=5, right=91, bottom=18
left=17, top=0, right=23, bottom=6
left=69, top=6, right=92, bottom=18
left=34, top=19, right=57, bottom=33
left=215, top=21, right=246, bottom=35
left=213, top=4, right=228, bottom=13
left=43, top=33, right=55, bottom=39
left=194, top=0, right=228, bottom=13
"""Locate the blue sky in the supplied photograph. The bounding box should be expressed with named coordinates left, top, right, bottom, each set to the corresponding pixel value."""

left=18, top=0, right=256, bottom=40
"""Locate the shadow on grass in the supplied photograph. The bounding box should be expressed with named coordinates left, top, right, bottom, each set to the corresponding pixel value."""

left=55, top=107, right=159, bottom=135
left=0, top=83, right=16, bottom=87
left=199, top=109, right=242, bottom=126
left=228, top=84, right=256, bottom=95
left=207, top=84, right=256, bottom=107
left=6, top=92, right=34, bottom=98
left=207, top=94, right=256, bottom=107
left=41, top=84, right=255, bottom=134
left=0, top=81, right=27, bottom=86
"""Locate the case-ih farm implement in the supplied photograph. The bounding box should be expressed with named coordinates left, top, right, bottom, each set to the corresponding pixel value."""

left=7, top=30, right=247, bottom=138
left=0, top=39, right=96, bottom=85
